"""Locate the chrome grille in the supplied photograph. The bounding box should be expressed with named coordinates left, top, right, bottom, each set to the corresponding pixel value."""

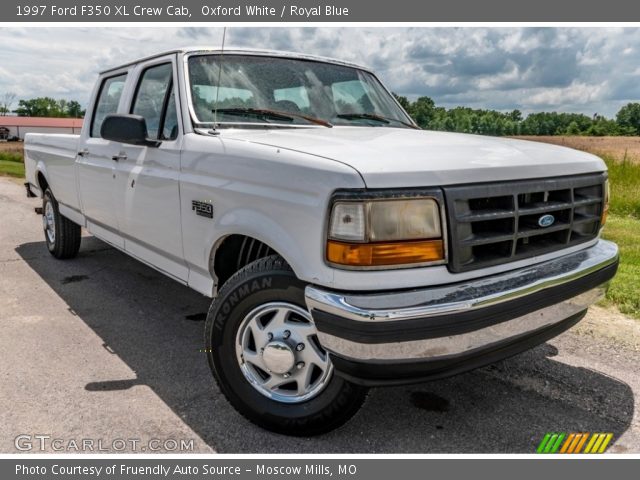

left=443, top=173, right=606, bottom=272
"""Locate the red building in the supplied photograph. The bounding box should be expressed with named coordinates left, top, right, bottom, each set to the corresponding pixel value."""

left=0, top=117, right=83, bottom=140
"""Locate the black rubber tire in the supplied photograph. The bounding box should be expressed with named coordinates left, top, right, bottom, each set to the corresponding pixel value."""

left=43, top=188, right=81, bottom=259
left=205, top=255, right=368, bottom=436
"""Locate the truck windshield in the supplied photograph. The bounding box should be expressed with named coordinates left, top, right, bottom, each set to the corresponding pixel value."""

left=187, top=54, right=416, bottom=129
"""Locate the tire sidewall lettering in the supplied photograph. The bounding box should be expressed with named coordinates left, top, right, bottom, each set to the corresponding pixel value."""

left=203, top=257, right=368, bottom=434
left=212, top=275, right=279, bottom=337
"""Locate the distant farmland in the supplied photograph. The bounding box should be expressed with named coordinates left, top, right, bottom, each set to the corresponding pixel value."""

left=0, top=142, right=23, bottom=155
left=515, top=136, right=640, bottom=163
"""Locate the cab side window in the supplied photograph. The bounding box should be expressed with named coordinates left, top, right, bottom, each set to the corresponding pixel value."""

left=91, top=73, right=127, bottom=138
left=131, top=63, right=179, bottom=141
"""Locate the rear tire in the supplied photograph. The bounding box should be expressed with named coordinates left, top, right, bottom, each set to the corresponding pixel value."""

left=205, top=255, right=368, bottom=436
left=43, top=188, right=81, bottom=259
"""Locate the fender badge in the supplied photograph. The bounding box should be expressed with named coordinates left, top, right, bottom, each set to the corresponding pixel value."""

left=192, top=200, right=213, bottom=219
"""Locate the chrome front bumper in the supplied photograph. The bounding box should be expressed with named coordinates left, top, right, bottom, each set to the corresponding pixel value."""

left=305, top=240, right=618, bottom=385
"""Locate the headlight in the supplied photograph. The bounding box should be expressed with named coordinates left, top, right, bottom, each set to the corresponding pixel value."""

left=327, top=196, right=446, bottom=268
left=369, top=199, right=441, bottom=241
left=601, top=178, right=610, bottom=226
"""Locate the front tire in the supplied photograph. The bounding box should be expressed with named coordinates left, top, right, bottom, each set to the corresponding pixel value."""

left=43, top=188, right=81, bottom=259
left=205, top=255, right=368, bottom=436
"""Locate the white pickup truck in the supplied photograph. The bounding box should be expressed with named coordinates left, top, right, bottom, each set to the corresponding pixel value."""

left=24, top=47, right=618, bottom=436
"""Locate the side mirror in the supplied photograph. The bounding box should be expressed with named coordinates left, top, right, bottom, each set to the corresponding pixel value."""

left=100, top=114, right=161, bottom=147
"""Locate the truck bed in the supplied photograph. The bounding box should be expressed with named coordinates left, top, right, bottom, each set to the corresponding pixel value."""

left=24, top=133, right=81, bottom=211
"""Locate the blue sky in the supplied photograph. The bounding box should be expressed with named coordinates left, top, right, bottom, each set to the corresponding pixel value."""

left=0, top=27, right=638, bottom=117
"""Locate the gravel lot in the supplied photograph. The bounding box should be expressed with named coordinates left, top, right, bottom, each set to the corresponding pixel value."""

left=1, top=177, right=638, bottom=453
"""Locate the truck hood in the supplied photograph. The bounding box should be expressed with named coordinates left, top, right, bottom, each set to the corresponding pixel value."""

left=221, top=127, right=606, bottom=188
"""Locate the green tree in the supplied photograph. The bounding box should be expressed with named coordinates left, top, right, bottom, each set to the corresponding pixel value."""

left=66, top=100, right=84, bottom=118
left=565, top=121, right=581, bottom=135
left=410, top=96, right=437, bottom=128
left=14, top=97, right=84, bottom=117
left=616, top=103, right=640, bottom=135
left=15, top=97, right=62, bottom=116
left=383, top=94, right=634, bottom=138
left=508, top=109, right=523, bottom=123
left=586, top=115, right=621, bottom=136
left=392, top=93, right=411, bottom=112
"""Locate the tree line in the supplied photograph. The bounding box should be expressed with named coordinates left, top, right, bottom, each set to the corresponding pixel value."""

left=394, top=95, right=640, bottom=136
left=3, top=90, right=640, bottom=136
left=0, top=93, right=85, bottom=118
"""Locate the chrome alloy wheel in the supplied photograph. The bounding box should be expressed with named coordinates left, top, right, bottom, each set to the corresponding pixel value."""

left=43, top=201, right=55, bottom=244
left=235, top=302, right=333, bottom=403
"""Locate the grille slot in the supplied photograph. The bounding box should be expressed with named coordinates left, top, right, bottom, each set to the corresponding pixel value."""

left=444, top=173, right=606, bottom=272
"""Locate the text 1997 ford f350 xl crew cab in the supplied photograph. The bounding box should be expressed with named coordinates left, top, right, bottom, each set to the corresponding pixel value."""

left=24, top=47, right=619, bottom=435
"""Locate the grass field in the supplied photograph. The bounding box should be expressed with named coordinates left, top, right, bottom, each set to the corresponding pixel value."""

left=517, top=135, right=640, bottom=163
left=600, top=215, right=640, bottom=318
left=0, top=141, right=23, bottom=151
left=0, top=159, right=25, bottom=177
left=0, top=143, right=24, bottom=178
left=1, top=136, right=638, bottom=317
left=602, top=155, right=640, bottom=218
left=524, top=137, right=640, bottom=319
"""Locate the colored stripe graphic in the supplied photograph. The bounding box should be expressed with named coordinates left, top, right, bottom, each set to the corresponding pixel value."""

left=537, top=433, right=613, bottom=453
left=567, top=433, right=583, bottom=453
left=585, top=433, right=612, bottom=454
left=574, top=433, right=589, bottom=453
left=544, top=434, right=559, bottom=453
left=584, top=433, right=599, bottom=453
left=592, top=434, right=607, bottom=453
left=565, top=433, right=579, bottom=453
left=598, top=433, right=613, bottom=453
left=537, top=433, right=552, bottom=453
left=550, top=433, right=566, bottom=453
left=560, top=433, right=575, bottom=453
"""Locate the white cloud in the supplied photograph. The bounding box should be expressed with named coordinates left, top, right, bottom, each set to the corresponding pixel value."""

left=0, top=27, right=638, bottom=117
left=527, top=81, right=607, bottom=107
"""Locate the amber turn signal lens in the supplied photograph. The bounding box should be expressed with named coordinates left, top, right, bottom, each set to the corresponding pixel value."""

left=601, top=179, right=610, bottom=227
left=327, top=239, right=444, bottom=267
left=601, top=204, right=609, bottom=226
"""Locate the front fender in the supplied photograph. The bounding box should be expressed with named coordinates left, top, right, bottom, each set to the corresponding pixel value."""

left=208, top=208, right=307, bottom=284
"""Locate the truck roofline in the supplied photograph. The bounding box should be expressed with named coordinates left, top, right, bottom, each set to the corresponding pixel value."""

left=99, top=46, right=373, bottom=75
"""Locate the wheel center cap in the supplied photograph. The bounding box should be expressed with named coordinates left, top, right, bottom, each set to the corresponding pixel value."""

left=262, top=341, right=295, bottom=374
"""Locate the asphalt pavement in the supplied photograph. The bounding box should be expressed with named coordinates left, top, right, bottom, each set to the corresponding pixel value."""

left=1, top=177, right=638, bottom=453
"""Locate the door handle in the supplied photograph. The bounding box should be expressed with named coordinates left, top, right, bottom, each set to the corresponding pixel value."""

left=111, top=152, right=127, bottom=162
left=78, top=148, right=90, bottom=157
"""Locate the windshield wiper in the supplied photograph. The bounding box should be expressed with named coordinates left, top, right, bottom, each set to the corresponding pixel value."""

left=336, top=113, right=419, bottom=129
left=213, top=108, right=332, bottom=128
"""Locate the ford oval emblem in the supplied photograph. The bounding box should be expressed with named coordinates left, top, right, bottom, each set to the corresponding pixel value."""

left=538, top=214, right=555, bottom=228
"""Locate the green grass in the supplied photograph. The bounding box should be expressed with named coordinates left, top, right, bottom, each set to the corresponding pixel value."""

left=602, top=215, right=640, bottom=318
left=0, top=151, right=25, bottom=178
left=602, top=155, right=640, bottom=218
left=599, top=155, right=640, bottom=318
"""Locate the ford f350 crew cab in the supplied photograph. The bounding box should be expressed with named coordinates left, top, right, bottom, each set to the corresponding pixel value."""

left=24, top=47, right=619, bottom=435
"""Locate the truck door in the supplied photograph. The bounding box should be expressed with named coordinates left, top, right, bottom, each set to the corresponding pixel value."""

left=77, top=72, right=128, bottom=248
left=112, top=59, right=187, bottom=281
